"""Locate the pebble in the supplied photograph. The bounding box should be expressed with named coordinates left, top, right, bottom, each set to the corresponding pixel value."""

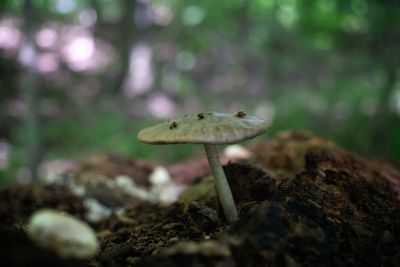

left=26, top=209, right=99, bottom=259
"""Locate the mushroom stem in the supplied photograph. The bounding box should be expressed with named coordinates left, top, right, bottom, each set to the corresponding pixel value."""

left=203, top=144, right=238, bottom=223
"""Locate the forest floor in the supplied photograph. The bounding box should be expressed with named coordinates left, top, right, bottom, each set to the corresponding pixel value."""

left=1, top=131, right=400, bottom=266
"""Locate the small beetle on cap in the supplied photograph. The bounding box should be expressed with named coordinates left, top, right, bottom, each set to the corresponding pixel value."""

left=137, top=112, right=271, bottom=223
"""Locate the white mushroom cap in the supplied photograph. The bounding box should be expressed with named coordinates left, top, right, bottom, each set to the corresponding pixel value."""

left=137, top=112, right=270, bottom=145
left=27, top=209, right=99, bottom=258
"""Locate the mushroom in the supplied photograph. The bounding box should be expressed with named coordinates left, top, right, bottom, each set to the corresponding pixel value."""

left=137, top=112, right=270, bottom=223
left=27, top=209, right=99, bottom=258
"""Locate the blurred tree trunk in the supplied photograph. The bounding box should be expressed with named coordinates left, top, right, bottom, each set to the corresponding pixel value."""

left=377, top=62, right=397, bottom=116
left=90, top=0, right=103, bottom=24
left=20, top=0, right=41, bottom=180
left=372, top=62, right=397, bottom=151
left=113, top=0, right=136, bottom=93
left=367, top=0, right=399, bottom=154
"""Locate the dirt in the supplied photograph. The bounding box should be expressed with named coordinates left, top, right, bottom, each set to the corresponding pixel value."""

left=1, top=131, right=400, bottom=266
left=67, top=154, right=155, bottom=188
left=0, top=183, right=86, bottom=230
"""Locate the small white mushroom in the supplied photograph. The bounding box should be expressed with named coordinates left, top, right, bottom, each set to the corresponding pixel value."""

left=224, top=144, right=253, bottom=160
left=149, top=166, right=186, bottom=204
left=149, top=166, right=171, bottom=186
left=26, top=209, right=99, bottom=259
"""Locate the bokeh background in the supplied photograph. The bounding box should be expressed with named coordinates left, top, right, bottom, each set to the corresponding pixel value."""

left=0, top=0, right=399, bottom=186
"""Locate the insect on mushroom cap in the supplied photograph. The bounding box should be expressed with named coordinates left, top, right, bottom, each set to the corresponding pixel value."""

left=137, top=112, right=271, bottom=145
